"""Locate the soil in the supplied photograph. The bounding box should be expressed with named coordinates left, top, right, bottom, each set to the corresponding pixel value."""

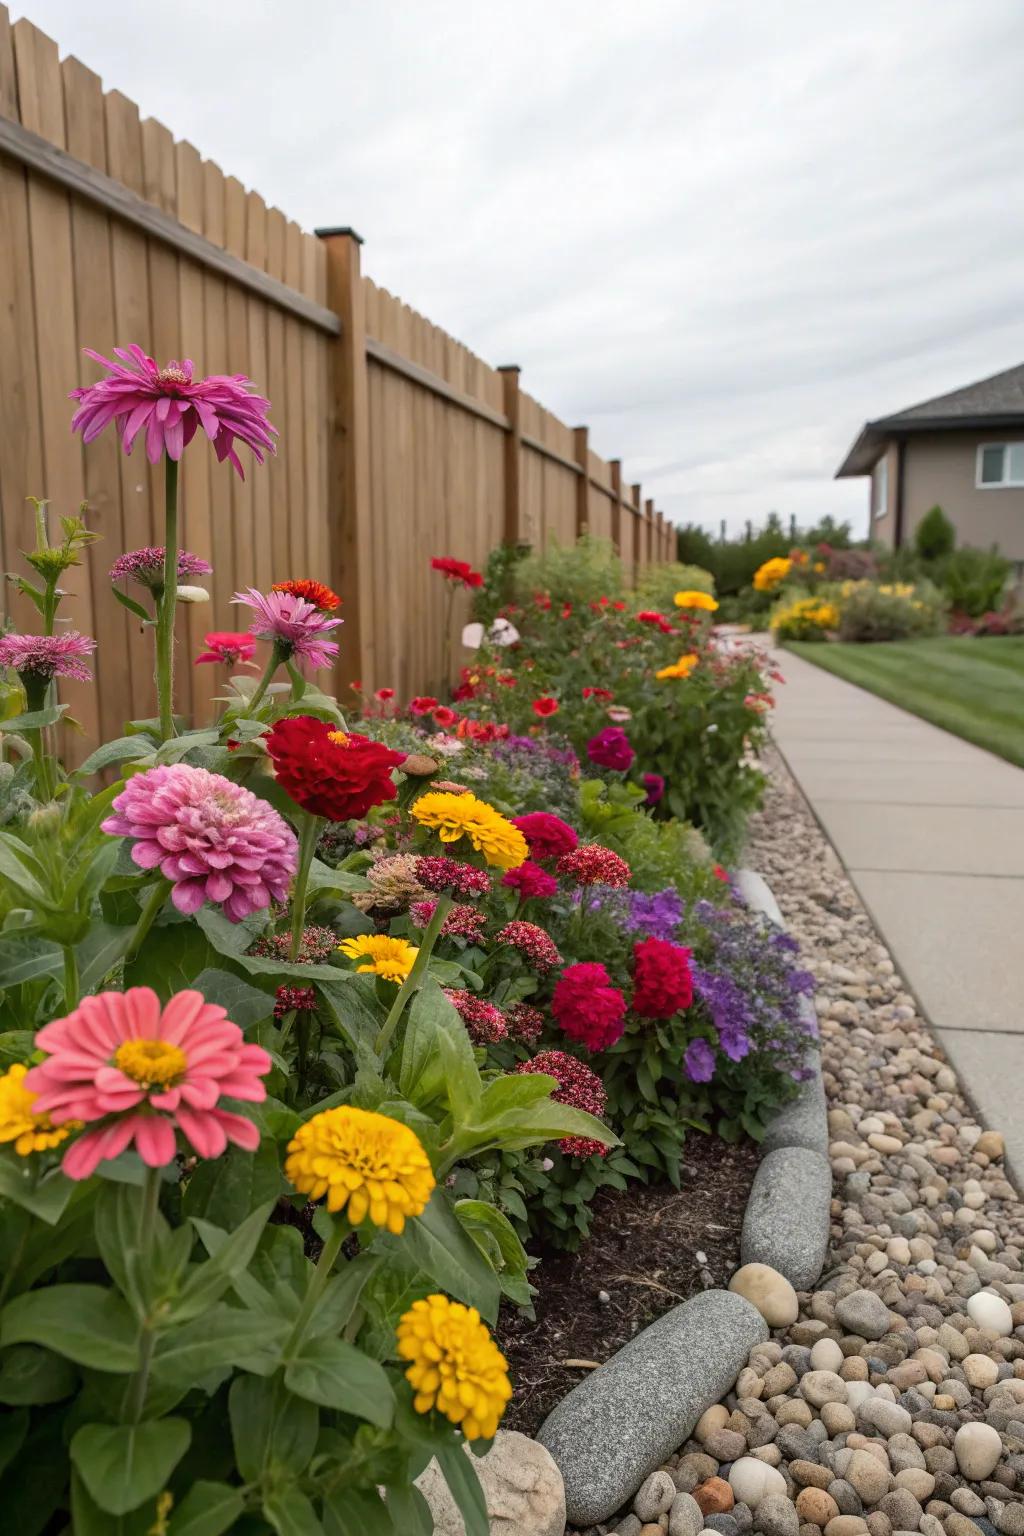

left=496, top=1131, right=760, bottom=1435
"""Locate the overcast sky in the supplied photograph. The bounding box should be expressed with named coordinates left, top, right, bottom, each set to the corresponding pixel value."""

left=15, top=0, right=1024, bottom=536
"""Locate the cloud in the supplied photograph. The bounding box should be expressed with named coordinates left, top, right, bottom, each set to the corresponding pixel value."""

left=16, top=0, right=1024, bottom=537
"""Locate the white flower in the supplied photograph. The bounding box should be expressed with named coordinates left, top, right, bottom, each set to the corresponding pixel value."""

left=489, top=617, right=520, bottom=647
left=176, top=585, right=210, bottom=604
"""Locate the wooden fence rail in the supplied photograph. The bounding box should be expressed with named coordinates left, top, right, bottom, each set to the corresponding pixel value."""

left=0, top=10, right=675, bottom=747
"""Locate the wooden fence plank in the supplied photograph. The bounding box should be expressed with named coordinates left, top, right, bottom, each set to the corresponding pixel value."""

left=283, top=220, right=307, bottom=577
left=244, top=192, right=273, bottom=596
left=223, top=174, right=256, bottom=603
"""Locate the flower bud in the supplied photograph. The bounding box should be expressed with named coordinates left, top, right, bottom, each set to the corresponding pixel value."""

left=176, top=585, right=211, bottom=604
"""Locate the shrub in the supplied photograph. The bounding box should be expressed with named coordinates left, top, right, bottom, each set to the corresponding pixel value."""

left=940, top=546, right=1011, bottom=618
left=770, top=593, right=838, bottom=641
left=512, top=533, right=624, bottom=609
left=915, top=504, right=956, bottom=561
left=836, top=580, right=945, bottom=642
left=635, top=561, right=715, bottom=611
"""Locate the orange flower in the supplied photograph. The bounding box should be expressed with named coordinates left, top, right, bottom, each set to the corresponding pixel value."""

left=271, top=578, right=341, bottom=611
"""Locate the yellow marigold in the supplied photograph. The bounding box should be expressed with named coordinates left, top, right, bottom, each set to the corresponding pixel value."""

left=656, top=653, right=699, bottom=681
left=673, top=590, right=719, bottom=612
left=813, top=561, right=826, bottom=574
left=339, top=933, right=419, bottom=983
left=411, top=791, right=528, bottom=870
left=752, top=557, right=792, bottom=592
left=397, top=1294, right=513, bottom=1441
left=0, top=1063, right=77, bottom=1156
left=285, top=1104, right=435, bottom=1232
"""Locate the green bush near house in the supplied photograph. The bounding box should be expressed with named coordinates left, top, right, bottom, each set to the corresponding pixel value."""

left=914, top=504, right=956, bottom=562
left=940, top=546, right=1012, bottom=618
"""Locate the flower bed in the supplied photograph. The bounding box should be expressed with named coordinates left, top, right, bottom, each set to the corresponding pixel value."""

left=0, top=347, right=817, bottom=1533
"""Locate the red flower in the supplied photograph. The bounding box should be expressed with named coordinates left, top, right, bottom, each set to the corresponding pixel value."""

left=636, top=610, right=674, bottom=634
left=375, top=687, right=395, bottom=702
left=556, top=844, right=631, bottom=888
left=551, top=963, right=626, bottom=1051
left=265, top=715, right=406, bottom=821
left=274, top=985, right=317, bottom=1019
left=631, top=937, right=693, bottom=1019
left=497, top=673, right=517, bottom=688
left=409, top=696, right=439, bottom=716
left=560, top=603, right=572, bottom=619
left=534, top=592, right=552, bottom=611
left=271, top=578, right=341, bottom=611
left=195, top=630, right=255, bottom=667
left=431, top=556, right=483, bottom=588
left=587, top=727, right=635, bottom=773
left=613, top=600, right=627, bottom=611
left=494, top=920, right=561, bottom=972
left=582, top=686, right=613, bottom=701
left=516, top=1049, right=608, bottom=1157
left=532, top=697, right=559, bottom=718
left=444, top=988, right=507, bottom=1044
left=502, top=861, right=558, bottom=900
left=642, top=772, right=665, bottom=806
left=712, top=864, right=729, bottom=882
left=512, top=813, right=578, bottom=862
left=456, top=718, right=509, bottom=743
left=432, top=705, right=459, bottom=728
left=506, top=1002, right=545, bottom=1045
left=416, top=856, right=491, bottom=897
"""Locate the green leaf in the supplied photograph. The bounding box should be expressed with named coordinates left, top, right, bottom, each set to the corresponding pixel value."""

left=0, top=1406, right=28, bottom=1478
left=155, top=729, right=222, bottom=765
left=435, top=1440, right=489, bottom=1536
left=402, top=1191, right=501, bottom=1323
left=0, top=1284, right=137, bottom=1371
left=399, top=979, right=479, bottom=1110
left=0, top=833, right=46, bottom=903
left=76, top=734, right=155, bottom=778
left=0, top=1343, right=78, bottom=1404
left=124, top=916, right=217, bottom=998
left=229, top=1374, right=318, bottom=1483
left=306, top=1251, right=381, bottom=1338
left=71, top=1418, right=191, bottom=1516
left=455, top=1200, right=532, bottom=1307
left=284, top=1336, right=395, bottom=1425
left=177, top=1201, right=275, bottom=1322
left=151, top=1305, right=288, bottom=1386
left=78, top=920, right=136, bottom=993
left=0, top=1157, right=75, bottom=1224
left=167, top=1480, right=245, bottom=1536
left=195, top=907, right=348, bottom=983
left=0, top=933, right=62, bottom=985
left=193, top=968, right=274, bottom=1029
left=323, top=1488, right=396, bottom=1536
left=0, top=703, right=67, bottom=732
left=264, top=1487, right=323, bottom=1536
left=70, top=1471, right=157, bottom=1536
left=111, top=586, right=156, bottom=624
left=381, top=1483, right=433, bottom=1534
left=182, top=1137, right=286, bottom=1230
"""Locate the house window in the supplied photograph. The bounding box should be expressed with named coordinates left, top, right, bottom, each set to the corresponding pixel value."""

left=977, top=442, right=1024, bottom=487
left=872, top=455, right=888, bottom=518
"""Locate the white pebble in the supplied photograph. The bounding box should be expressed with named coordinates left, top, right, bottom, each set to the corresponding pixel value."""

left=954, top=1421, right=1004, bottom=1480
left=967, top=1290, right=1014, bottom=1336
left=810, top=1338, right=845, bottom=1373
left=729, top=1457, right=787, bottom=1509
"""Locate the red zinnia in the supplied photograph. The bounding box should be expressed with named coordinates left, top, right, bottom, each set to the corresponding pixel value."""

left=516, top=1049, right=608, bottom=1157
left=512, top=813, right=578, bottom=863
left=551, top=962, right=626, bottom=1051
left=532, top=697, right=559, bottom=718
left=582, top=686, right=613, bottom=701
left=502, top=861, right=558, bottom=900
left=587, top=727, right=635, bottom=773
left=636, top=610, right=674, bottom=634
left=409, top=696, right=439, bottom=716
left=375, top=687, right=395, bottom=702
left=631, top=937, right=694, bottom=1019
left=432, top=705, right=459, bottom=728
left=431, top=556, right=484, bottom=588
left=265, top=715, right=406, bottom=821
left=713, top=864, right=730, bottom=882
left=195, top=630, right=256, bottom=667
left=271, top=579, right=341, bottom=611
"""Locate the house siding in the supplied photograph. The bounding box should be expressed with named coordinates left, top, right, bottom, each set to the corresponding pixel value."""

left=869, top=442, right=898, bottom=547
left=902, top=431, right=1024, bottom=560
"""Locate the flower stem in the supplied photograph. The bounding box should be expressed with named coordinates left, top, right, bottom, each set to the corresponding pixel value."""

left=285, top=1218, right=347, bottom=1355
left=28, top=727, right=53, bottom=803
left=247, top=641, right=286, bottom=714
left=125, top=879, right=171, bottom=965
left=289, top=814, right=321, bottom=962
left=374, top=894, right=451, bottom=1057
left=155, top=457, right=180, bottom=741
left=123, top=1166, right=162, bottom=1423
left=62, top=945, right=79, bottom=1011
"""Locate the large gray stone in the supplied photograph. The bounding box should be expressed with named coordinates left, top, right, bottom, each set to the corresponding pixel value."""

left=414, top=1430, right=565, bottom=1536
left=537, top=1289, right=768, bottom=1526
left=741, top=1145, right=832, bottom=1289
left=761, top=1055, right=829, bottom=1158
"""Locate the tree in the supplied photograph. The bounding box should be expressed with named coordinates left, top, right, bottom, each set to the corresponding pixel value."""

left=915, top=505, right=956, bottom=562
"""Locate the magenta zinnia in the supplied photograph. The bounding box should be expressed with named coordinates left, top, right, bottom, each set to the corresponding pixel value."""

left=25, top=987, right=272, bottom=1179
left=551, top=962, right=627, bottom=1051
left=101, top=764, right=297, bottom=922
left=110, top=546, right=212, bottom=588
left=234, top=588, right=342, bottom=672
left=516, top=1050, right=608, bottom=1158
left=0, top=631, right=95, bottom=684
left=70, top=345, right=277, bottom=476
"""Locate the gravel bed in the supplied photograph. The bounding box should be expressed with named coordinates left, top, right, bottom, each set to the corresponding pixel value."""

left=572, top=749, right=1024, bottom=1536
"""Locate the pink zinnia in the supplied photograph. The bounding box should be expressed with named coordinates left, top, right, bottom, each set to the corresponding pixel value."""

left=587, top=726, right=635, bottom=773
left=101, top=763, right=297, bottom=922
left=234, top=587, right=342, bottom=672
left=0, top=631, right=95, bottom=683
left=195, top=630, right=256, bottom=667
left=110, top=546, right=212, bottom=588
left=25, top=987, right=272, bottom=1179
left=70, top=345, right=277, bottom=477
left=502, top=861, right=558, bottom=900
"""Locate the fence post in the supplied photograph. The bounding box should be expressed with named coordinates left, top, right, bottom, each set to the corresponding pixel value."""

left=317, top=225, right=371, bottom=690
left=573, top=425, right=589, bottom=540
left=644, top=499, right=655, bottom=567
left=656, top=510, right=665, bottom=562
left=609, top=458, right=622, bottom=556
left=631, top=483, right=642, bottom=582
left=498, top=364, right=522, bottom=547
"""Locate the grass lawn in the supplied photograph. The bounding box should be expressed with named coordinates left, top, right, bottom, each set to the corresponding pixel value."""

left=786, top=635, right=1024, bottom=767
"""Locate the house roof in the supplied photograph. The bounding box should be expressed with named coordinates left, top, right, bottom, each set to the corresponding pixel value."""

left=836, top=363, right=1024, bottom=477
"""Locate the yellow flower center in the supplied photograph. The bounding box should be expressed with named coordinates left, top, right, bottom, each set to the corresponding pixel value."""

left=156, top=365, right=189, bottom=389
left=327, top=730, right=350, bottom=746
left=114, top=1039, right=187, bottom=1088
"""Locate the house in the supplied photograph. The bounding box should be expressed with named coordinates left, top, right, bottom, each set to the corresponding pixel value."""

left=836, top=363, right=1024, bottom=561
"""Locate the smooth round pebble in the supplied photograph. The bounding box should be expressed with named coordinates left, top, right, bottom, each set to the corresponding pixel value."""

left=635, top=1470, right=676, bottom=1521
left=811, top=1340, right=846, bottom=1374
left=730, top=1458, right=788, bottom=1509
left=954, top=1422, right=1004, bottom=1481
left=802, top=1370, right=847, bottom=1408
left=962, top=1354, right=1000, bottom=1390
left=669, top=1491, right=704, bottom=1536
left=695, top=1478, right=736, bottom=1516
left=966, top=1291, right=1014, bottom=1338
left=730, top=1265, right=800, bottom=1328
left=798, top=1490, right=842, bottom=1528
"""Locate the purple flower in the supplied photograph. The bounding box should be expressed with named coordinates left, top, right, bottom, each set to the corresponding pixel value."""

left=684, top=1038, right=716, bottom=1082
left=642, top=772, right=665, bottom=806
left=234, top=587, right=342, bottom=672
left=110, top=546, right=212, bottom=587
left=0, top=632, right=95, bottom=683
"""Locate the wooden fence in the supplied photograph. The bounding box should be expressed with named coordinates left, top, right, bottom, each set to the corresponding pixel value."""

left=0, top=11, right=675, bottom=746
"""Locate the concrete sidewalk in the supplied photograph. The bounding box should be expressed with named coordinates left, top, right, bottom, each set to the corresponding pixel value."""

left=768, top=648, right=1024, bottom=1179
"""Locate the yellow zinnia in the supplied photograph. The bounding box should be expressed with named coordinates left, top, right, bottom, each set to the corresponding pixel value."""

left=673, top=590, right=719, bottom=612
left=285, top=1105, right=435, bottom=1232
left=0, top=1063, right=76, bottom=1156
left=656, top=653, right=699, bottom=681
left=397, top=1294, right=513, bottom=1441
left=752, top=557, right=792, bottom=592
left=411, top=791, right=528, bottom=870
left=339, top=933, right=419, bottom=983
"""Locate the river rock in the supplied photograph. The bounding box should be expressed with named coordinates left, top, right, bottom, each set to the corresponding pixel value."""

left=966, top=1293, right=1014, bottom=1338
left=730, top=1265, right=800, bottom=1328
left=414, top=1430, right=565, bottom=1536
left=835, top=1291, right=893, bottom=1342
left=954, top=1424, right=1004, bottom=1481
left=730, top=1458, right=788, bottom=1509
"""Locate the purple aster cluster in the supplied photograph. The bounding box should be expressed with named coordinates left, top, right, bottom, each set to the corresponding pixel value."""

left=494, top=735, right=580, bottom=771
left=110, top=546, right=212, bottom=587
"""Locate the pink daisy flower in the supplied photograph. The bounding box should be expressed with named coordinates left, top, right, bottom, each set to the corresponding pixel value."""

left=195, top=631, right=256, bottom=667
left=234, top=587, right=342, bottom=672
left=0, top=631, right=96, bottom=684
left=101, top=763, right=297, bottom=922
left=25, top=987, right=272, bottom=1179
left=70, top=345, right=277, bottom=477
left=110, top=546, right=212, bottom=588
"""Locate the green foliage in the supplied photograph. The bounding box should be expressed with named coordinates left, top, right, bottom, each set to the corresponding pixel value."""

left=914, top=504, right=956, bottom=561
left=511, top=533, right=625, bottom=607
left=939, top=546, right=1011, bottom=617
left=836, top=581, right=946, bottom=643
left=634, top=561, right=715, bottom=611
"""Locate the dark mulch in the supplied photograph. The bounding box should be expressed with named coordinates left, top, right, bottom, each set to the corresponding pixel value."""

left=496, top=1133, right=761, bottom=1436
